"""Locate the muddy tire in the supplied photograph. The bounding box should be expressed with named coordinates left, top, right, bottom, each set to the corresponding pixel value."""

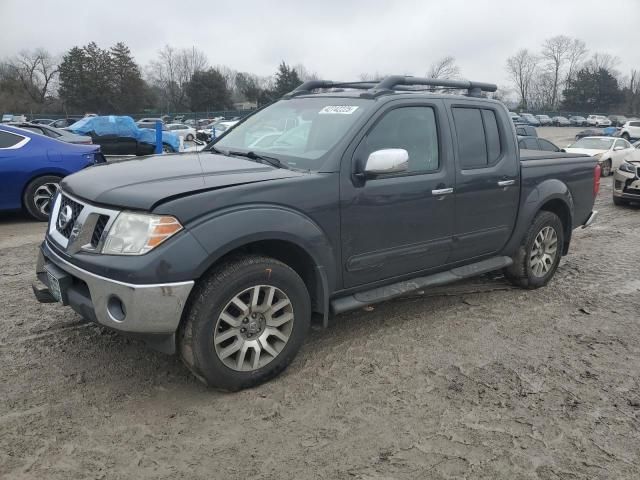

left=179, top=255, right=311, bottom=391
left=504, top=211, right=564, bottom=289
left=23, top=175, right=61, bottom=221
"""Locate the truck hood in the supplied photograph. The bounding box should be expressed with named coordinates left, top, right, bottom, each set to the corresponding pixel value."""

left=61, top=152, right=304, bottom=210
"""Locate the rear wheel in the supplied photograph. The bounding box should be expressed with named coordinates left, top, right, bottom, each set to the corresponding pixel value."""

left=185, top=134, right=194, bottom=141
left=505, top=211, right=564, bottom=289
left=162, top=143, right=174, bottom=153
left=179, top=255, right=311, bottom=391
left=622, top=133, right=631, bottom=141
left=23, top=175, right=61, bottom=221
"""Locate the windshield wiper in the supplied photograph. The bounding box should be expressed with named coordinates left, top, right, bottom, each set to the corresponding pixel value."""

left=227, top=150, right=289, bottom=170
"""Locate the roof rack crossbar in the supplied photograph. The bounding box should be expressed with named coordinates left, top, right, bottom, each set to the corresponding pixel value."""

left=374, top=76, right=497, bottom=97
left=284, top=76, right=498, bottom=99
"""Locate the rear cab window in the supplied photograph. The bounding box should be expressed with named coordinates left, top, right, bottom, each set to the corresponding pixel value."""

left=452, top=107, right=503, bottom=168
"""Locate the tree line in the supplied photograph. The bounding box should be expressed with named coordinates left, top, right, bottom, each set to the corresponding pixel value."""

left=1, top=38, right=638, bottom=116
left=505, top=35, right=639, bottom=114
left=0, top=42, right=312, bottom=115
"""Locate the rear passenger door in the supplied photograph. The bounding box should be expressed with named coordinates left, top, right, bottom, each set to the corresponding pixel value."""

left=448, top=104, right=520, bottom=262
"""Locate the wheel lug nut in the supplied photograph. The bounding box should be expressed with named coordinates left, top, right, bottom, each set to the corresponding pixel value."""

left=243, top=318, right=248, bottom=323
left=240, top=328, right=246, bottom=333
left=251, top=313, right=257, bottom=319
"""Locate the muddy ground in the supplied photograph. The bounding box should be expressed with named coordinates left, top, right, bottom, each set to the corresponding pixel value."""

left=2, top=128, right=640, bottom=479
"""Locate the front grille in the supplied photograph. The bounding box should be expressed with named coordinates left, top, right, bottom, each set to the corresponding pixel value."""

left=91, top=215, right=110, bottom=248
left=57, top=195, right=84, bottom=238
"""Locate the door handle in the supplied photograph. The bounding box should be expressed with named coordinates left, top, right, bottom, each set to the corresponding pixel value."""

left=498, top=180, right=515, bottom=187
left=431, top=187, right=454, bottom=195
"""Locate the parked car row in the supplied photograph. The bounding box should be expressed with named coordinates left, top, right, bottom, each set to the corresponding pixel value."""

left=508, top=112, right=636, bottom=128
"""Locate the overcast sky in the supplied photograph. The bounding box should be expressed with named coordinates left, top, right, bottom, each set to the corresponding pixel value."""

left=1, top=0, right=638, bottom=89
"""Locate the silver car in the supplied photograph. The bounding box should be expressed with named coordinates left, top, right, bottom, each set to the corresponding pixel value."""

left=613, top=146, right=640, bottom=206
left=11, top=122, right=92, bottom=145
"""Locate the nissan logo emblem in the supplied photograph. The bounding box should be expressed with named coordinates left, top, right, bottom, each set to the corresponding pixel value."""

left=57, top=205, right=73, bottom=230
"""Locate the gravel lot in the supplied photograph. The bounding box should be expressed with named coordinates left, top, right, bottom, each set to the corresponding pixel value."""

left=2, top=127, right=640, bottom=479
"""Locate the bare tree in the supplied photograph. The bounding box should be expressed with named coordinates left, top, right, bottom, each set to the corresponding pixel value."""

left=565, top=38, right=587, bottom=84
left=292, top=64, right=320, bottom=82
left=586, top=52, right=620, bottom=74
left=147, top=45, right=209, bottom=111
left=541, top=35, right=572, bottom=108
left=506, top=49, right=539, bottom=110
left=9, top=48, right=59, bottom=105
left=426, top=56, right=460, bottom=80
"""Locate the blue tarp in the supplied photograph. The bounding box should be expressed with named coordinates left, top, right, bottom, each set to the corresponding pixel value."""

left=69, top=116, right=180, bottom=152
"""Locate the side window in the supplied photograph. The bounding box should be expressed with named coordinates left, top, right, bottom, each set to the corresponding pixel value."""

left=453, top=108, right=486, bottom=168
left=482, top=110, right=501, bottom=162
left=538, top=139, right=559, bottom=152
left=0, top=131, right=26, bottom=148
left=614, top=139, right=628, bottom=149
left=453, top=107, right=503, bottom=168
left=522, top=138, right=539, bottom=150
left=631, top=122, right=640, bottom=128
left=363, top=106, right=439, bottom=173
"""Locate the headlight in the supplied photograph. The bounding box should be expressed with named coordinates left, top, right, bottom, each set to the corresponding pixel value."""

left=102, top=212, right=183, bottom=255
left=619, top=161, right=637, bottom=174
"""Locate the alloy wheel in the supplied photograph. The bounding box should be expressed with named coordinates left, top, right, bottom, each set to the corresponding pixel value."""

left=213, top=285, right=294, bottom=372
left=33, top=183, right=59, bottom=216
left=530, top=226, right=558, bottom=277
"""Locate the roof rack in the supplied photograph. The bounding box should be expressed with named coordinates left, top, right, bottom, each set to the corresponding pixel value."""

left=284, top=75, right=497, bottom=99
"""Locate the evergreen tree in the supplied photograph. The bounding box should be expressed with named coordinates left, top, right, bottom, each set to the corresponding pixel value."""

left=109, top=42, right=145, bottom=113
left=562, top=67, right=623, bottom=112
left=272, top=62, right=301, bottom=98
left=186, top=68, right=232, bottom=111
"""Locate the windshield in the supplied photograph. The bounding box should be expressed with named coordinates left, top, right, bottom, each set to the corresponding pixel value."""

left=569, top=137, right=613, bottom=150
left=212, top=97, right=370, bottom=170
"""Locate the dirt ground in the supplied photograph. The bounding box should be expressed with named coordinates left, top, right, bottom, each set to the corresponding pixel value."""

left=2, top=129, right=640, bottom=479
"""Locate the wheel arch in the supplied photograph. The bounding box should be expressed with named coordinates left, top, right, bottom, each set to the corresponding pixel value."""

left=503, top=179, right=574, bottom=257
left=187, top=206, right=338, bottom=326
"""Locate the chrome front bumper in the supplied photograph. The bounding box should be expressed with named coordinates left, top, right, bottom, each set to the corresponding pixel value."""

left=35, top=242, right=194, bottom=335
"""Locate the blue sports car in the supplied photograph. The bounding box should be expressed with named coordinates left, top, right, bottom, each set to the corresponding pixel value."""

left=0, top=124, right=105, bottom=220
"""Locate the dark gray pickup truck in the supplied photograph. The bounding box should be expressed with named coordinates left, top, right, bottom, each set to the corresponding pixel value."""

left=33, top=76, right=600, bottom=390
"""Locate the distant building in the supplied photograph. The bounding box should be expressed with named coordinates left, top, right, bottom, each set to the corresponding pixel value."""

left=233, top=101, right=257, bottom=111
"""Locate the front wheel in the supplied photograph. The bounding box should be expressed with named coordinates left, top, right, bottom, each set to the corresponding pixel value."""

left=186, top=134, right=194, bottom=141
left=179, top=255, right=311, bottom=391
left=600, top=159, right=612, bottom=177
left=504, top=211, right=564, bottom=289
left=162, top=143, right=174, bottom=153
left=23, top=175, right=61, bottom=221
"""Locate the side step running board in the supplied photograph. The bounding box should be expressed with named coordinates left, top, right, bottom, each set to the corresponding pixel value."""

left=330, top=256, right=512, bottom=314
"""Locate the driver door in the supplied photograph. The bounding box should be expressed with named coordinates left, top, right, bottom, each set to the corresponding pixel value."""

left=340, top=100, right=455, bottom=288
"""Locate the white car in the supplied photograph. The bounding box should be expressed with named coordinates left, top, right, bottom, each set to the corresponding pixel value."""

left=586, top=115, right=612, bottom=127
left=165, top=123, right=197, bottom=141
left=197, top=120, right=239, bottom=141
left=620, top=120, right=640, bottom=142
left=563, top=136, right=635, bottom=177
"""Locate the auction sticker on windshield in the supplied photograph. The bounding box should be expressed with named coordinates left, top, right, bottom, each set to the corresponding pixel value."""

left=319, top=106, right=359, bottom=115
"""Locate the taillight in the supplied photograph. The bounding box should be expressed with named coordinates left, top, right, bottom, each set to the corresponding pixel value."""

left=593, top=164, right=601, bottom=196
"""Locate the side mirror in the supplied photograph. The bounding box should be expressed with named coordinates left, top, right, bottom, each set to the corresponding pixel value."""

left=364, top=149, right=409, bottom=176
left=614, top=146, right=624, bottom=151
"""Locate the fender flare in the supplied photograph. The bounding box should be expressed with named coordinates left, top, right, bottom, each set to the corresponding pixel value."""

left=503, top=179, right=574, bottom=257
left=188, top=204, right=337, bottom=323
